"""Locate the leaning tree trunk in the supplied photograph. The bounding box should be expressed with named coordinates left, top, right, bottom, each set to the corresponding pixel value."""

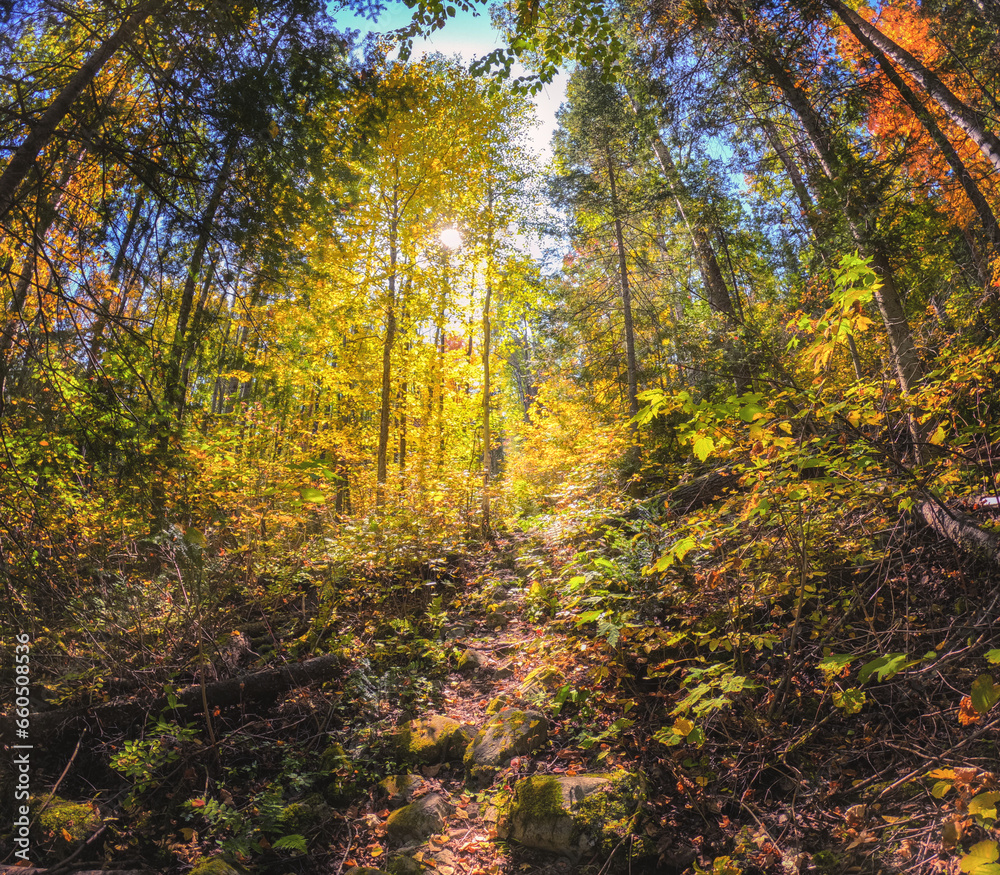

left=0, top=0, right=164, bottom=221
left=826, top=0, right=1000, bottom=176
left=841, top=6, right=1000, bottom=256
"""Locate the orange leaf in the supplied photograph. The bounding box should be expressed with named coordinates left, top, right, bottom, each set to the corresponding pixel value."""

left=191, top=798, right=206, bottom=808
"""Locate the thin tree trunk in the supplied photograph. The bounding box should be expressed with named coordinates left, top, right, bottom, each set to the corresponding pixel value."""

left=606, top=153, right=639, bottom=419
left=164, top=143, right=235, bottom=420
left=766, top=58, right=924, bottom=396
left=376, top=206, right=399, bottom=506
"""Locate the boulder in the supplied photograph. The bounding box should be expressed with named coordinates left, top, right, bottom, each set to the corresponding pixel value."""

left=394, top=715, right=471, bottom=764
left=189, top=858, right=247, bottom=875
left=385, top=792, right=454, bottom=847
left=456, top=648, right=489, bottom=672
left=464, top=709, right=548, bottom=785
left=378, top=774, right=427, bottom=808
left=32, top=796, right=101, bottom=862
left=496, top=772, right=648, bottom=863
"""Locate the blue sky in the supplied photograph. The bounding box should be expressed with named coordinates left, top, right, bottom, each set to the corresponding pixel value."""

left=331, top=1, right=567, bottom=157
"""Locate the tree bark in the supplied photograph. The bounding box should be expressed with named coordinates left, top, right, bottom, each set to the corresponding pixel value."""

left=606, top=153, right=639, bottom=419
left=376, top=204, right=399, bottom=507
left=842, top=8, right=1000, bottom=255
left=1, top=654, right=342, bottom=745
left=826, top=0, right=1000, bottom=176
left=0, top=0, right=164, bottom=221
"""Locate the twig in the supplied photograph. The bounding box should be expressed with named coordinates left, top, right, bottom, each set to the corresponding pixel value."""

left=30, top=733, right=84, bottom=829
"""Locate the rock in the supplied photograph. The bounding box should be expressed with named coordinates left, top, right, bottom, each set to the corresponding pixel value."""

left=464, top=709, right=548, bottom=785
left=378, top=774, right=428, bottom=808
left=189, top=858, right=247, bottom=875
left=496, top=772, right=649, bottom=864
left=485, top=608, right=508, bottom=629
left=385, top=792, right=454, bottom=847
left=345, top=868, right=392, bottom=875
left=456, top=648, right=489, bottom=672
left=279, top=793, right=331, bottom=831
left=386, top=856, right=426, bottom=875
left=320, top=741, right=360, bottom=804
left=485, top=694, right=512, bottom=715
left=31, top=796, right=101, bottom=861
left=394, top=715, right=472, bottom=764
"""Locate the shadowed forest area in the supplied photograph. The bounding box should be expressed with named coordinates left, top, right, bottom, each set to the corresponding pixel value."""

left=2, top=1, right=1000, bottom=874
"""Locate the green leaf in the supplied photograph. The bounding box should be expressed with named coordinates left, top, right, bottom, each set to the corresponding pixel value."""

left=858, top=653, right=907, bottom=684
left=298, top=486, right=326, bottom=504
left=960, top=840, right=999, bottom=873
left=985, top=649, right=1000, bottom=665
left=273, top=833, right=308, bottom=853
left=931, top=781, right=952, bottom=799
left=832, top=687, right=865, bottom=714
left=971, top=674, right=1000, bottom=714
left=969, top=792, right=1000, bottom=820
left=692, top=435, right=715, bottom=462
left=817, top=653, right=854, bottom=679
left=183, top=528, right=206, bottom=547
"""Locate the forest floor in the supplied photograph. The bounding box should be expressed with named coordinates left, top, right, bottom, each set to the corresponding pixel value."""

left=4, top=496, right=1000, bottom=875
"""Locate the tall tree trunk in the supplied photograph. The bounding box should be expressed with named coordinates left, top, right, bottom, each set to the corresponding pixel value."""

left=0, top=0, right=164, bottom=221
left=826, top=0, right=1000, bottom=176
left=164, top=143, right=235, bottom=421
left=764, top=58, right=924, bottom=396
left=376, top=205, right=399, bottom=507
left=840, top=7, right=1000, bottom=255
left=605, top=153, right=639, bottom=419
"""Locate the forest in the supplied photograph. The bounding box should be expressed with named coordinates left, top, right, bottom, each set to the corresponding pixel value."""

left=1, top=0, right=1000, bottom=873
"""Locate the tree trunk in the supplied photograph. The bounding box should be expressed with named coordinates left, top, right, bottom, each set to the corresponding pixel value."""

left=842, top=8, right=1000, bottom=255
left=606, top=153, right=639, bottom=419
left=827, top=0, right=1000, bottom=176
left=164, top=143, right=235, bottom=420
left=0, top=0, right=164, bottom=221
left=376, top=207, right=399, bottom=506
left=765, top=58, right=924, bottom=395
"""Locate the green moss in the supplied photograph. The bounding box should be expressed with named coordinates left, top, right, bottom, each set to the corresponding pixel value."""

left=395, top=716, right=470, bottom=764
left=32, top=796, right=100, bottom=858
left=280, top=793, right=331, bottom=831
left=485, top=695, right=510, bottom=715
left=189, top=857, right=246, bottom=875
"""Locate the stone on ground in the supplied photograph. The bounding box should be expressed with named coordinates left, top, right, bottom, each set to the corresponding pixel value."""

left=393, top=715, right=471, bottom=764
left=385, top=792, right=454, bottom=847
left=379, top=774, right=428, bottom=808
left=464, top=709, right=548, bottom=785
left=497, top=771, right=648, bottom=863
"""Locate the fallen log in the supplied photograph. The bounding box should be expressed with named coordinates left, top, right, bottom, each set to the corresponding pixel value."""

left=917, top=499, right=1000, bottom=566
left=666, top=468, right=738, bottom=515
left=1, top=653, right=342, bottom=744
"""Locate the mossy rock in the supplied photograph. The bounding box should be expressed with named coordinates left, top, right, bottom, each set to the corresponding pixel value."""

left=320, top=742, right=361, bottom=804
left=464, top=709, right=548, bottom=786
left=344, top=868, right=391, bottom=875
left=386, top=855, right=427, bottom=875
left=456, top=648, right=488, bottom=672
left=31, top=796, right=101, bottom=861
left=378, top=774, right=427, bottom=808
left=394, top=715, right=471, bottom=764
left=485, top=694, right=512, bottom=716
left=496, top=772, right=651, bottom=864
left=385, top=793, right=454, bottom=847
left=280, top=793, right=331, bottom=831
left=189, top=857, right=248, bottom=875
